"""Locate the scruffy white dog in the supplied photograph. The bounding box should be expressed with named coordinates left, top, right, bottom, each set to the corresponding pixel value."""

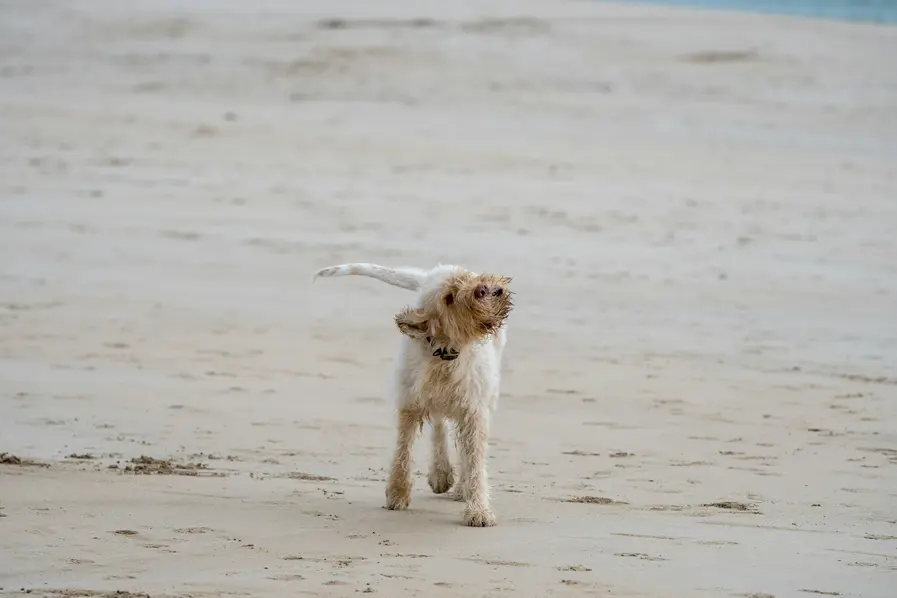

left=313, top=263, right=514, bottom=527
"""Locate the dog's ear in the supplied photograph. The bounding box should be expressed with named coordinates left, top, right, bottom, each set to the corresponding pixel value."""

left=395, top=306, right=430, bottom=340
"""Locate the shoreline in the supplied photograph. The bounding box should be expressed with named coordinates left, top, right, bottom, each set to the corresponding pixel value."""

left=602, top=0, right=897, bottom=24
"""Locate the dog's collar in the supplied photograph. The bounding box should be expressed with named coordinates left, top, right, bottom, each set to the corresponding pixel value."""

left=425, top=336, right=459, bottom=361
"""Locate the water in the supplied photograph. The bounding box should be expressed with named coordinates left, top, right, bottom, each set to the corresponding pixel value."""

left=607, top=0, right=897, bottom=24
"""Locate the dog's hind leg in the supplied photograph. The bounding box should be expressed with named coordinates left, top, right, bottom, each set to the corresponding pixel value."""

left=450, top=460, right=470, bottom=502
left=427, top=417, right=455, bottom=494
left=386, top=408, right=422, bottom=510
left=450, top=424, right=471, bottom=502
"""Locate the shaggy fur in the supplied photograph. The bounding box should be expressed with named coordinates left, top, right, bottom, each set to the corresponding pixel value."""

left=313, top=262, right=514, bottom=527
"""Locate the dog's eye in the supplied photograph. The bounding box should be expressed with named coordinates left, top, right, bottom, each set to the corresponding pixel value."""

left=444, top=293, right=454, bottom=305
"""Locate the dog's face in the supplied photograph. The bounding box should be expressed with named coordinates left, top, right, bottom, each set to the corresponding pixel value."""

left=395, top=269, right=513, bottom=347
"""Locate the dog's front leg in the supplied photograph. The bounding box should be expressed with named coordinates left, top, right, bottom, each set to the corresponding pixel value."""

left=386, top=408, right=421, bottom=510
left=457, top=411, right=496, bottom=527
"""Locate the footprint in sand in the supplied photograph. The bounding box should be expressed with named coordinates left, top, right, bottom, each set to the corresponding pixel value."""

left=615, top=552, right=667, bottom=561
left=173, top=526, right=213, bottom=534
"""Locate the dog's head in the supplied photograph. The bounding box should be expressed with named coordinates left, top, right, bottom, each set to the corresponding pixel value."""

left=394, top=267, right=513, bottom=348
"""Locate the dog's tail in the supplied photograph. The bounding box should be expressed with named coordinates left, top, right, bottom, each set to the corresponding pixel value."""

left=312, top=263, right=427, bottom=291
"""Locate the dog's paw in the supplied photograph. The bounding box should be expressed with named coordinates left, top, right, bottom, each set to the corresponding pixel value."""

left=450, top=486, right=468, bottom=502
left=463, top=505, right=496, bottom=528
left=428, top=466, right=455, bottom=494
left=385, top=482, right=412, bottom=511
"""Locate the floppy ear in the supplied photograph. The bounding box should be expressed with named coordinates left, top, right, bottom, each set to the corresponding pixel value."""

left=394, top=306, right=430, bottom=340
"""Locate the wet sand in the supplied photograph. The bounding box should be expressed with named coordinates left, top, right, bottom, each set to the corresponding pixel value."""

left=1, top=1, right=896, bottom=596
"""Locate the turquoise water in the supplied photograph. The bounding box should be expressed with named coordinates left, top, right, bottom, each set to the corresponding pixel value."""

left=609, top=0, right=897, bottom=23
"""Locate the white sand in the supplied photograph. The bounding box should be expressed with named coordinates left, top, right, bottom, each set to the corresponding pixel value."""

left=1, top=0, right=896, bottom=596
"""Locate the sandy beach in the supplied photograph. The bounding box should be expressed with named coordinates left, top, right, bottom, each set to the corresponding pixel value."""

left=1, top=0, right=896, bottom=596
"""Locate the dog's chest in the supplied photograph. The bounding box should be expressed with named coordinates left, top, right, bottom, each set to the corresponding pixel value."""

left=399, top=344, right=498, bottom=416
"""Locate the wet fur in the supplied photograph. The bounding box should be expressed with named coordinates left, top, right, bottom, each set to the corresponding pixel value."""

left=313, top=262, right=513, bottom=527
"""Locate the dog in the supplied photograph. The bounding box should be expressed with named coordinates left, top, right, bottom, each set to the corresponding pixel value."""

left=313, top=262, right=513, bottom=527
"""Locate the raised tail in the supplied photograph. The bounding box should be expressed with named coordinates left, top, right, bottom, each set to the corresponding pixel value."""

left=312, top=263, right=427, bottom=291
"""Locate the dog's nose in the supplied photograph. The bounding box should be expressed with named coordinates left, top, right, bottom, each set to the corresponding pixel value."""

left=474, top=284, right=488, bottom=299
